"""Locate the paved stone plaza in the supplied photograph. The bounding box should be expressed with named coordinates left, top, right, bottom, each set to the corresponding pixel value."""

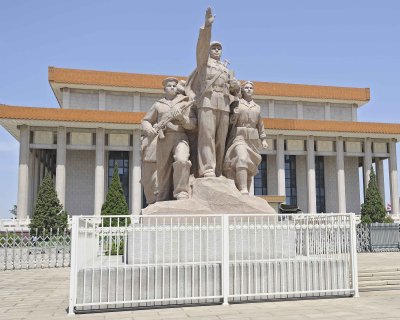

left=0, top=253, right=399, bottom=320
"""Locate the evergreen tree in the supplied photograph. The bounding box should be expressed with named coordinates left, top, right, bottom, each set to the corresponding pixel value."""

left=9, top=205, right=17, bottom=218
left=361, top=166, right=393, bottom=223
left=101, top=163, right=129, bottom=227
left=30, top=173, right=68, bottom=234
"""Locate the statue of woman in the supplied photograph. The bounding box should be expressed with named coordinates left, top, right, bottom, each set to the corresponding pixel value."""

left=223, top=81, right=268, bottom=194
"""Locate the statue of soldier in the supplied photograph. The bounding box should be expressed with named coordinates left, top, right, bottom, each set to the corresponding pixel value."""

left=186, top=7, right=240, bottom=178
left=142, top=77, right=197, bottom=201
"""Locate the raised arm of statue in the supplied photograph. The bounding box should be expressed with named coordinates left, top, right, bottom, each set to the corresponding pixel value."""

left=196, top=7, right=214, bottom=67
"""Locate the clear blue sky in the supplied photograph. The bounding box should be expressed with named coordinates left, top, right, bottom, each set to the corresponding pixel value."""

left=1, top=1, right=400, bottom=218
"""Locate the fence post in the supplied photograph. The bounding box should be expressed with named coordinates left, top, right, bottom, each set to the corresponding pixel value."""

left=4, top=230, right=8, bottom=270
left=222, top=215, right=230, bottom=305
left=305, top=215, right=310, bottom=256
left=68, top=216, right=79, bottom=316
left=349, top=213, right=359, bottom=298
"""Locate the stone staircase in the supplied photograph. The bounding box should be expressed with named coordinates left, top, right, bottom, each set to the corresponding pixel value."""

left=358, top=268, right=400, bottom=292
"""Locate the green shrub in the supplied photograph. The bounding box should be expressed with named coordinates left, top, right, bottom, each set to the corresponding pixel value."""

left=101, top=163, right=130, bottom=227
left=30, top=173, right=68, bottom=235
left=361, top=166, right=392, bottom=224
left=103, top=237, right=125, bottom=255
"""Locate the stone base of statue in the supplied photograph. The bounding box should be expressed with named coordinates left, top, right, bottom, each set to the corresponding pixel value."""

left=142, top=176, right=276, bottom=215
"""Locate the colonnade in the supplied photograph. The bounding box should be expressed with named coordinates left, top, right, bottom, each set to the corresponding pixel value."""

left=274, top=136, right=398, bottom=214
left=16, top=125, right=142, bottom=218
left=16, top=126, right=399, bottom=218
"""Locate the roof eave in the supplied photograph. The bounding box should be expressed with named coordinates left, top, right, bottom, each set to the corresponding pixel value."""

left=49, top=80, right=62, bottom=108
left=0, top=118, right=142, bottom=141
left=48, top=66, right=370, bottom=106
left=265, top=128, right=400, bottom=140
left=50, top=80, right=369, bottom=106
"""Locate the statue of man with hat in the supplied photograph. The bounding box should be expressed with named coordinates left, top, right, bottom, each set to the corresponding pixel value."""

left=186, top=7, right=240, bottom=178
left=142, top=77, right=196, bottom=201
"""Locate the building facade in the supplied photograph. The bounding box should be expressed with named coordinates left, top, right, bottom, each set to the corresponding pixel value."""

left=1, top=67, right=399, bottom=218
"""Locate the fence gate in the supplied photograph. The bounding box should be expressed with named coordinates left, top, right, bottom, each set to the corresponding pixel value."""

left=69, top=213, right=358, bottom=314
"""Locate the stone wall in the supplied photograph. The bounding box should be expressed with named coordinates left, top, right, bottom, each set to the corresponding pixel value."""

left=139, top=93, right=161, bottom=112
left=303, top=102, right=325, bottom=120
left=69, top=90, right=98, bottom=110
left=325, top=156, right=339, bottom=212
left=330, top=103, right=353, bottom=121
left=274, top=101, right=297, bottom=119
left=65, top=150, right=95, bottom=215
left=106, top=92, right=134, bottom=112
left=66, top=86, right=356, bottom=122
left=323, top=156, right=360, bottom=213
left=345, top=157, right=361, bottom=213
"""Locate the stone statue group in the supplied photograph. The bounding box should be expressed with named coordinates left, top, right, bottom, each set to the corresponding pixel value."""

left=141, top=8, right=268, bottom=205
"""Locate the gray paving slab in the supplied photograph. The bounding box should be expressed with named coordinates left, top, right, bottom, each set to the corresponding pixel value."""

left=0, top=254, right=399, bottom=320
left=358, top=252, right=400, bottom=271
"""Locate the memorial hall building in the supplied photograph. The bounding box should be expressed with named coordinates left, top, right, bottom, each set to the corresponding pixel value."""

left=1, top=67, right=400, bottom=219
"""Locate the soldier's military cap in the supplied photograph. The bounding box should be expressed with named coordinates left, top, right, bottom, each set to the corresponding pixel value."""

left=241, top=81, right=254, bottom=88
left=162, top=77, right=179, bottom=87
left=210, top=41, right=222, bottom=48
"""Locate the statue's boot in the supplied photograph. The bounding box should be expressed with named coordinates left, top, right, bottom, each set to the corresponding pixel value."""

left=173, top=160, right=192, bottom=200
left=236, top=168, right=249, bottom=195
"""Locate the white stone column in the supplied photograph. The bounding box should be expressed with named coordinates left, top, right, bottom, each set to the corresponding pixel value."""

left=375, top=158, right=385, bottom=200
left=99, top=90, right=106, bottom=110
left=336, top=137, right=346, bottom=213
left=39, top=150, right=44, bottom=183
left=131, top=129, right=142, bottom=216
left=297, top=102, right=303, bottom=119
left=352, top=104, right=358, bottom=121
left=56, top=127, right=67, bottom=207
left=17, top=125, right=30, bottom=219
left=277, top=135, right=285, bottom=197
left=133, top=94, right=141, bottom=112
left=62, top=88, right=70, bottom=109
left=94, top=128, right=105, bottom=216
left=268, top=100, right=275, bottom=118
left=324, top=102, right=331, bottom=120
left=33, top=150, right=40, bottom=212
left=363, top=138, right=372, bottom=193
left=389, top=140, right=399, bottom=214
left=28, top=148, right=35, bottom=217
left=307, top=136, right=316, bottom=213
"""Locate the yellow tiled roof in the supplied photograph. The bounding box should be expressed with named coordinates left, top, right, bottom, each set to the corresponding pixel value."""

left=48, top=67, right=370, bottom=102
left=264, top=118, right=400, bottom=135
left=1, top=104, right=398, bottom=135
left=0, top=104, right=145, bottom=124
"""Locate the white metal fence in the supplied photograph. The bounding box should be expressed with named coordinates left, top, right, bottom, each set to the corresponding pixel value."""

left=69, top=213, right=358, bottom=314
left=0, top=226, right=71, bottom=270
left=357, top=223, right=400, bottom=252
